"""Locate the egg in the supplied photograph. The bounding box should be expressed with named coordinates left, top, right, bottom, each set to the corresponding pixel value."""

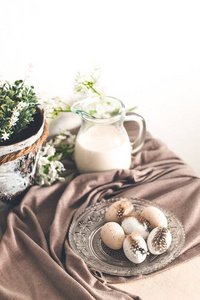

left=140, top=206, right=168, bottom=228
left=100, top=222, right=125, bottom=250
left=123, top=232, right=148, bottom=264
left=121, top=214, right=152, bottom=239
left=147, top=227, right=172, bottom=255
left=105, top=199, right=133, bottom=223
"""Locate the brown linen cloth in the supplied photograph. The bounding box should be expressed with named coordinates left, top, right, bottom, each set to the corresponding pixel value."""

left=0, top=123, right=200, bottom=300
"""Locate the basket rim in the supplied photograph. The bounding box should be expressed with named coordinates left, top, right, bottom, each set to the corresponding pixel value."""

left=0, top=108, right=44, bottom=156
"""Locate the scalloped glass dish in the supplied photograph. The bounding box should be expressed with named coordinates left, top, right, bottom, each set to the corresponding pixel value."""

left=68, top=197, right=185, bottom=276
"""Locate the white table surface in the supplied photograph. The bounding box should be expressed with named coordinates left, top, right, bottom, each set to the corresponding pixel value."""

left=111, top=255, right=200, bottom=300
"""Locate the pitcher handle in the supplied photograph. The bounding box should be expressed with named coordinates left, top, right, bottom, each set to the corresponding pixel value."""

left=124, top=112, right=146, bottom=154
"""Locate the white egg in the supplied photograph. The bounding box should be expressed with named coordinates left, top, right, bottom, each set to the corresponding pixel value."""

left=100, top=222, right=125, bottom=250
left=147, top=227, right=172, bottom=255
left=140, top=206, right=168, bottom=228
left=123, top=233, right=148, bottom=264
left=121, top=214, right=152, bottom=239
left=105, top=199, right=133, bottom=223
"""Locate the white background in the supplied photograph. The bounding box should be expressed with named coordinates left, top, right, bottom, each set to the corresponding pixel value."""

left=1, top=0, right=200, bottom=176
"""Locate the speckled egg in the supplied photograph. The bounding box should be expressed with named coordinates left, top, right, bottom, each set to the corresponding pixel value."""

left=140, top=206, right=168, bottom=228
left=147, top=227, right=172, bottom=255
left=123, top=233, right=148, bottom=264
left=121, top=213, right=152, bottom=239
left=105, top=199, right=133, bottom=223
left=100, top=222, right=125, bottom=250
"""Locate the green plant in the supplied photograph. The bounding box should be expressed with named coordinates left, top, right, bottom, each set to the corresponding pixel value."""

left=0, top=79, right=39, bottom=142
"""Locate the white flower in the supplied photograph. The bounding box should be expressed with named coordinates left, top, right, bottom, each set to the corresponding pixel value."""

left=35, top=132, right=75, bottom=186
left=40, top=143, right=56, bottom=157
left=2, top=132, right=9, bottom=140
left=46, top=145, right=56, bottom=157
left=12, top=108, right=20, bottom=117
left=53, top=160, right=65, bottom=172
left=53, top=134, right=67, bottom=145
left=67, top=133, right=76, bottom=145
left=17, top=101, right=28, bottom=110
left=8, top=101, right=29, bottom=129
left=40, top=97, right=67, bottom=119
left=73, top=79, right=88, bottom=98
left=9, top=115, right=18, bottom=127
left=37, top=158, right=66, bottom=186
left=73, top=67, right=102, bottom=99
left=37, top=156, right=49, bottom=166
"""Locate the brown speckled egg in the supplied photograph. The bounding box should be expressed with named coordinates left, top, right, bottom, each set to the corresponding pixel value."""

left=105, top=199, right=133, bottom=223
left=147, top=227, right=172, bottom=255
left=100, top=222, right=125, bottom=250
left=121, top=213, right=152, bottom=239
left=123, top=232, right=148, bottom=264
left=140, top=206, right=168, bottom=228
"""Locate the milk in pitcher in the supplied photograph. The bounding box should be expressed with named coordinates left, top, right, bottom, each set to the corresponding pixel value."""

left=74, top=125, right=131, bottom=173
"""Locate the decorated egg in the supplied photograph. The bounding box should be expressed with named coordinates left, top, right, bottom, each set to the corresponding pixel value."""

left=105, top=199, right=133, bottom=223
left=123, top=233, right=148, bottom=264
left=100, top=222, right=125, bottom=250
left=147, top=227, right=172, bottom=255
left=140, top=206, right=168, bottom=228
left=121, top=214, right=152, bottom=239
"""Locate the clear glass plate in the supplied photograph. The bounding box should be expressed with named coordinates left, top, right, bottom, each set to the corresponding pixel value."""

left=68, top=197, right=185, bottom=276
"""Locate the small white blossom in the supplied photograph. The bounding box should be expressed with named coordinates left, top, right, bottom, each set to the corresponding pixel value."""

left=17, top=101, right=28, bottom=110
left=9, top=120, right=17, bottom=128
left=73, top=67, right=102, bottom=99
left=67, top=133, right=76, bottom=145
left=2, top=132, right=9, bottom=140
left=36, top=131, right=75, bottom=186
left=37, top=156, right=49, bottom=166
left=36, top=155, right=66, bottom=186
left=9, top=115, right=19, bottom=127
left=53, top=160, right=65, bottom=171
left=8, top=101, right=28, bottom=129
left=45, top=145, right=56, bottom=157
left=39, top=143, right=55, bottom=157
left=12, top=108, right=20, bottom=117
left=54, top=134, right=67, bottom=145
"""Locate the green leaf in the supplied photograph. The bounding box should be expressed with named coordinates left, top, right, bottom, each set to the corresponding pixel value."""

left=43, top=164, right=50, bottom=174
